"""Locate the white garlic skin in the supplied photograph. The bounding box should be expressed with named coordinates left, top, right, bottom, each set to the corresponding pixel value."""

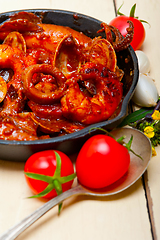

left=132, top=73, right=159, bottom=107
left=135, top=50, right=150, bottom=74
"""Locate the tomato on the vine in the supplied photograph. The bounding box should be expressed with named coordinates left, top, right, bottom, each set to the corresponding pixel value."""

left=75, top=135, right=130, bottom=189
left=24, top=150, right=76, bottom=199
left=109, top=4, right=148, bottom=50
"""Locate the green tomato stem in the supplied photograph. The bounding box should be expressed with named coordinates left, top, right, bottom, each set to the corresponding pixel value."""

left=60, top=173, right=77, bottom=184
left=117, top=2, right=125, bottom=16
left=53, top=179, right=62, bottom=194
left=116, top=2, right=149, bottom=25
left=129, top=4, right=136, bottom=18
left=53, top=151, right=62, bottom=178
left=25, top=151, right=76, bottom=215
left=28, top=183, right=55, bottom=198
left=24, top=172, right=53, bottom=183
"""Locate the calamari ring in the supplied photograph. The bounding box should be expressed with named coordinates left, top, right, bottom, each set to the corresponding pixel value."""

left=22, top=64, right=67, bottom=104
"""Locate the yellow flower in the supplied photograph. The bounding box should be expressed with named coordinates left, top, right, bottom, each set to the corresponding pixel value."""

left=144, top=126, right=155, bottom=138
left=152, top=110, right=160, bottom=120
left=152, top=146, right=157, bottom=156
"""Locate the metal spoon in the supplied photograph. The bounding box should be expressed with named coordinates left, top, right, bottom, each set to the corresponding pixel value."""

left=0, top=127, right=152, bottom=240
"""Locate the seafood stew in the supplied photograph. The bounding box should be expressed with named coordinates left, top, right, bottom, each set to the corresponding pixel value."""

left=0, top=10, right=138, bottom=161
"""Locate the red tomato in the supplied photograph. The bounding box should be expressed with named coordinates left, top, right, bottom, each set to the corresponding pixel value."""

left=109, top=16, right=145, bottom=51
left=75, top=135, right=130, bottom=189
left=24, top=150, right=75, bottom=199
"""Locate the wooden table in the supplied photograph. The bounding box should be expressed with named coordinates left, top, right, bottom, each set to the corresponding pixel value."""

left=0, top=0, right=159, bottom=239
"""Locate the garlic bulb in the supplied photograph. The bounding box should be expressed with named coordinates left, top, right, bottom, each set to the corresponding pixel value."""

left=132, top=73, right=159, bottom=107
left=135, top=50, right=150, bottom=73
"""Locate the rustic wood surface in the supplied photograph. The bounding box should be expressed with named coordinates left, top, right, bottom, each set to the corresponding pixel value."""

left=0, top=0, right=159, bottom=239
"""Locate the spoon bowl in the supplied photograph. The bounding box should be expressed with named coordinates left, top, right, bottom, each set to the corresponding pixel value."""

left=0, top=127, right=152, bottom=240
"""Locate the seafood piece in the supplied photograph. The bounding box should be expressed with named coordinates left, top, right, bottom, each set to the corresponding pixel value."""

left=0, top=19, right=43, bottom=38
left=0, top=87, right=26, bottom=116
left=3, top=31, right=26, bottom=52
left=8, top=11, right=43, bottom=24
left=99, top=20, right=134, bottom=51
left=0, top=44, right=37, bottom=115
left=30, top=112, right=85, bottom=134
left=0, top=44, right=25, bottom=78
left=0, top=113, right=38, bottom=140
left=0, top=76, right=7, bottom=103
left=0, top=12, right=43, bottom=40
left=61, top=63, right=123, bottom=125
left=24, top=23, right=91, bottom=54
left=0, top=44, right=26, bottom=114
left=0, top=69, right=14, bottom=83
left=80, top=62, right=124, bottom=91
left=0, top=44, right=36, bottom=87
left=54, top=35, right=82, bottom=77
left=86, top=38, right=117, bottom=72
left=27, top=48, right=55, bottom=65
left=54, top=34, right=117, bottom=77
left=28, top=101, right=63, bottom=119
left=22, top=64, right=67, bottom=104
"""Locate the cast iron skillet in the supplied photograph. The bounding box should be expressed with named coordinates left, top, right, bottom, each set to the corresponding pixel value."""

left=0, top=9, right=139, bottom=161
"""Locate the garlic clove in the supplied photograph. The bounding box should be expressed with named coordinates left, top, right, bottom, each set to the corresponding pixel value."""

left=135, top=50, right=150, bottom=74
left=132, top=73, right=159, bottom=107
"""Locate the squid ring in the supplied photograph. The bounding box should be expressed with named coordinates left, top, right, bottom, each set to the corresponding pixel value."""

left=22, top=64, right=67, bottom=104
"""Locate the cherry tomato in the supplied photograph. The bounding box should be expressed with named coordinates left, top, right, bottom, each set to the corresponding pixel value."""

left=24, top=150, right=75, bottom=199
left=110, top=16, right=145, bottom=51
left=75, top=135, right=130, bottom=189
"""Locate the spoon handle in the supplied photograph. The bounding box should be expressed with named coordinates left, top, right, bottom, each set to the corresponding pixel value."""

left=0, top=185, right=84, bottom=240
